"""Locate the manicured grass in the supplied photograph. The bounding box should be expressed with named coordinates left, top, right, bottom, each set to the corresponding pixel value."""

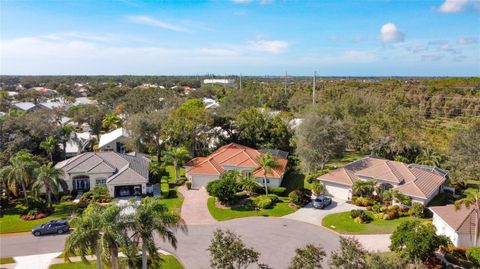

left=159, top=165, right=185, bottom=214
left=322, top=211, right=426, bottom=234
left=49, top=255, right=183, bottom=269
left=0, top=257, right=15, bottom=264
left=207, top=197, right=296, bottom=221
left=0, top=202, right=79, bottom=234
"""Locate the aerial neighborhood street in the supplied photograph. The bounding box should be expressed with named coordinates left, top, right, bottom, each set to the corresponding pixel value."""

left=1, top=0, right=480, bottom=269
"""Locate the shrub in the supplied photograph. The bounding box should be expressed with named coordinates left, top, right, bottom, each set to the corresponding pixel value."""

left=161, top=181, right=170, bottom=197
left=466, top=247, right=480, bottom=265
left=254, top=195, right=273, bottom=209
left=186, top=181, right=192, bottom=190
left=207, top=172, right=239, bottom=205
left=412, top=202, right=425, bottom=218
left=268, top=187, right=286, bottom=196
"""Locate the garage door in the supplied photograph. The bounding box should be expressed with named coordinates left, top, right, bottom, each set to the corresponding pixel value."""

left=191, top=174, right=218, bottom=189
left=324, top=183, right=351, bottom=200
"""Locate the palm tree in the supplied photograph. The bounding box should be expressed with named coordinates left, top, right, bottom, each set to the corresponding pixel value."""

left=0, top=151, right=39, bottom=206
left=126, top=197, right=182, bottom=269
left=102, top=113, right=122, bottom=132
left=65, top=205, right=104, bottom=269
left=239, top=176, right=261, bottom=196
left=32, top=162, right=67, bottom=207
left=162, top=147, right=191, bottom=184
left=455, top=189, right=480, bottom=246
left=99, top=205, right=130, bottom=269
left=255, top=153, right=280, bottom=195
left=415, top=148, right=443, bottom=167
left=352, top=180, right=376, bottom=197
left=40, top=135, right=57, bottom=162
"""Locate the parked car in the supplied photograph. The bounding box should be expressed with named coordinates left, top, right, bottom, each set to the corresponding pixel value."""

left=312, top=196, right=332, bottom=209
left=32, top=220, right=69, bottom=236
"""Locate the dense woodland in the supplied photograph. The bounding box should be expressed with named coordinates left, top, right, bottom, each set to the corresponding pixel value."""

left=1, top=76, right=479, bottom=187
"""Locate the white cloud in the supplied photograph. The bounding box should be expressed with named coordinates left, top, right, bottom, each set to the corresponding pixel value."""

left=439, top=0, right=469, bottom=13
left=248, top=39, right=288, bottom=53
left=128, top=16, right=190, bottom=33
left=457, top=37, right=479, bottom=45
left=380, top=23, right=405, bottom=43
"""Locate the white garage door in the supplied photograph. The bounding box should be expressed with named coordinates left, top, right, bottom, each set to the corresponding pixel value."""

left=324, top=183, right=351, bottom=200
left=191, top=174, right=219, bottom=189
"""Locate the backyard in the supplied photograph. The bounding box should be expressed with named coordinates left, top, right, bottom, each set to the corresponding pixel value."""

left=207, top=196, right=295, bottom=221
left=0, top=202, right=78, bottom=234
left=322, top=211, right=426, bottom=234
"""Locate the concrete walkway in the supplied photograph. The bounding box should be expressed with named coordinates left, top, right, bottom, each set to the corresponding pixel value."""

left=13, top=252, right=61, bottom=269
left=178, top=185, right=217, bottom=225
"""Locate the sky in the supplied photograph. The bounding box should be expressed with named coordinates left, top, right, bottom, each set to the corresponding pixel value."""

left=0, top=0, right=479, bottom=76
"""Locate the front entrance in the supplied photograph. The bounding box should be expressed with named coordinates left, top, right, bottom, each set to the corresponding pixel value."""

left=73, top=176, right=90, bottom=191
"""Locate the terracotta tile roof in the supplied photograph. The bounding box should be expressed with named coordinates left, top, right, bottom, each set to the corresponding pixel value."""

left=185, top=143, right=288, bottom=178
left=430, top=204, right=476, bottom=232
left=318, top=156, right=447, bottom=199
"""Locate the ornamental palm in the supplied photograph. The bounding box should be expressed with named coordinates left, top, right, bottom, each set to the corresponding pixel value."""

left=102, top=113, right=122, bottom=132
left=64, top=205, right=104, bottom=269
left=40, top=135, right=57, bottom=162
left=0, top=151, right=39, bottom=206
left=255, top=153, right=280, bottom=195
left=32, top=162, right=67, bottom=207
left=455, top=189, right=480, bottom=246
left=162, top=147, right=191, bottom=183
left=415, top=148, right=443, bottom=167
left=126, top=197, right=182, bottom=269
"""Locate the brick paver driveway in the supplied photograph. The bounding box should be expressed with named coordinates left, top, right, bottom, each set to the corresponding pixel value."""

left=178, top=186, right=217, bottom=225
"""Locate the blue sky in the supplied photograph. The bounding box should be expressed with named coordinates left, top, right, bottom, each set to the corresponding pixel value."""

left=1, top=0, right=479, bottom=76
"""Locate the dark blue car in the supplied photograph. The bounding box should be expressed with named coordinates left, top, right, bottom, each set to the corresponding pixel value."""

left=32, top=220, right=69, bottom=236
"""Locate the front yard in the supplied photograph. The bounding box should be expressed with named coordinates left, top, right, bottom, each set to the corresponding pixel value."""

left=322, top=211, right=426, bottom=234
left=0, top=202, right=79, bottom=234
left=207, top=196, right=295, bottom=221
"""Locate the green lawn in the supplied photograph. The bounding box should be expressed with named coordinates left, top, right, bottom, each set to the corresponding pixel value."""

left=0, top=202, right=79, bottom=234
left=159, top=165, right=185, bottom=214
left=49, top=255, right=183, bottom=269
left=322, top=211, right=426, bottom=234
left=0, top=257, right=15, bottom=264
left=207, top=197, right=296, bottom=221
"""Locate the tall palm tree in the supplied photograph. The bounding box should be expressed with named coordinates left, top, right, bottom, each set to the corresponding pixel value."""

left=65, top=205, right=104, bottom=269
left=126, top=197, right=182, bottom=269
left=255, top=153, right=280, bottom=195
left=162, top=147, right=191, bottom=184
left=455, top=189, right=480, bottom=246
left=415, top=148, right=443, bottom=167
left=0, top=151, right=39, bottom=206
left=40, top=135, right=57, bottom=162
left=99, top=205, right=130, bottom=269
left=32, top=162, right=67, bottom=207
left=102, top=113, right=122, bottom=132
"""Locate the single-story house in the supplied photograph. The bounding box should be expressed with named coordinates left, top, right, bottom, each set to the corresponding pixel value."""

left=317, top=156, right=448, bottom=205
left=55, top=151, right=151, bottom=197
left=99, top=128, right=129, bottom=153
left=430, top=204, right=477, bottom=247
left=185, top=143, right=288, bottom=189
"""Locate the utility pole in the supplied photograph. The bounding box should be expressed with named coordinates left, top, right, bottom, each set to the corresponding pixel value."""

left=239, top=73, right=242, bottom=90
left=284, top=71, right=287, bottom=95
left=312, top=71, right=316, bottom=105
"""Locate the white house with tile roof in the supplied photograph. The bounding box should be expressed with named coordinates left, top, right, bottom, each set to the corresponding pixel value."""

left=318, top=156, right=448, bottom=204
left=55, top=151, right=151, bottom=197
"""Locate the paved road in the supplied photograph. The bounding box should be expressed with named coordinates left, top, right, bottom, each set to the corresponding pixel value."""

left=1, top=217, right=340, bottom=269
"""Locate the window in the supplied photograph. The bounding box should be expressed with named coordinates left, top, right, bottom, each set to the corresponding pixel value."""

left=96, top=178, right=107, bottom=185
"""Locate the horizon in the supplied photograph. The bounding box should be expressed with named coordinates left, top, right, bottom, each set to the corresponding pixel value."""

left=1, top=0, right=479, bottom=76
